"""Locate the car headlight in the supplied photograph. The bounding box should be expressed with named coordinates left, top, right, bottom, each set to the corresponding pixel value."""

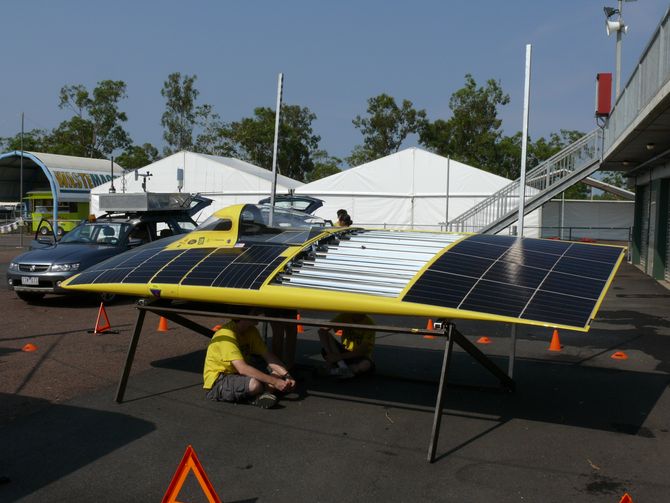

left=50, top=263, right=80, bottom=272
left=8, top=262, right=19, bottom=271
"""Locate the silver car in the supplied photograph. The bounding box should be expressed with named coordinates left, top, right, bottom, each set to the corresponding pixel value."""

left=7, top=199, right=210, bottom=303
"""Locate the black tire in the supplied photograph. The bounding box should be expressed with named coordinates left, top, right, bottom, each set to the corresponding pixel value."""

left=39, top=226, right=50, bottom=236
left=57, top=227, right=64, bottom=237
left=98, top=292, right=117, bottom=304
left=16, top=291, right=45, bottom=303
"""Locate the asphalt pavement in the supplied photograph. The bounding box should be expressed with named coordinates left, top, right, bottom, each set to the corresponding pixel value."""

left=1, top=245, right=669, bottom=502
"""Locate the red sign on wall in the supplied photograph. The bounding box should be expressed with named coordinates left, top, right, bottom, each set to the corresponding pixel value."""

left=596, top=73, right=613, bottom=117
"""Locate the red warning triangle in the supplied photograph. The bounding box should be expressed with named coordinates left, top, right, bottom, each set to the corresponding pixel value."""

left=162, top=445, right=221, bottom=503
left=93, top=302, right=111, bottom=334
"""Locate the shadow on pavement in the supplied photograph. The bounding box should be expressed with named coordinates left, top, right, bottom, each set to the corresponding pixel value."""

left=0, top=393, right=155, bottom=502
left=149, top=339, right=668, bottom=437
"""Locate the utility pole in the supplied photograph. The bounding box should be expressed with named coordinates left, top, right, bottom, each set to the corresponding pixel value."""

left=269, top=73, right=284, bottom=227
left=19, top=112, right=24, bottom=248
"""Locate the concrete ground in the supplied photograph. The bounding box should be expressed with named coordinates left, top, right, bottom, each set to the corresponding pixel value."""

left=0, top=245, right=669, bottom=502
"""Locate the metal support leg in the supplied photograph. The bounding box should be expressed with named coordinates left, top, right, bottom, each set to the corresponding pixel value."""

left=508, top=325, right=517, bottom=378
left=115, top=309, right=146, bottom=403
left=451, top=327, right=515, bottom=392
left=427, top=323, right=454, bottom=463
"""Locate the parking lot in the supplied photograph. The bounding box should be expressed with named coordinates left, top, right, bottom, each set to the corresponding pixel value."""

left=1, top=244, right=670, bottom=502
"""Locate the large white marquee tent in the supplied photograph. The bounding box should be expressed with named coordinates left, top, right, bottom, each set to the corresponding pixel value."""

left=297, top=148, right=515, bottom=230
left=90, top=151, right=302, bottom=221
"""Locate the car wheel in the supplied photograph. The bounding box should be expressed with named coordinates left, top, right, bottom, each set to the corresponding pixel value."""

left=57, top=227, right=64, bottom=236
left=39, top=226, right=50, bottom=236
left=98, top=292, right=117, bottom=303
left=16, top=291, right=45, bottom=303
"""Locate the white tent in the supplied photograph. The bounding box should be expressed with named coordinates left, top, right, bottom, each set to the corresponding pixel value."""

left=90, top=151, right=302, bottom=221
left=297, top=148, right=513, bottom=230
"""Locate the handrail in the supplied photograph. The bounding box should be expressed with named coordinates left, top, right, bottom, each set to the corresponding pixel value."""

left=448, top=129, right=602, bottom=233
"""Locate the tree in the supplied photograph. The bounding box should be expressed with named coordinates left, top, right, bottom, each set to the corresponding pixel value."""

left=594, top=170, right=630, bottom=200
left=0, top=129, right=51, bottom=152
left=420, top=74, right=510, bottom=174
left=219, top=104, right=322, bottom=182
left=347, top=94, right=427, bottom=166
left=306, top=150, right=342, bottom=182
left=53, top=80, right=132, bottom=157
left=115, top=143, right=159, bottom=169
left=161, top=73, right=220, bottom=155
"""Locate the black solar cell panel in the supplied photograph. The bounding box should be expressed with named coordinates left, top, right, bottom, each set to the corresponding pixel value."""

left=403, top=235, right=623, bottom=329
left=152, top=248, right=213, bottom=284
left=123, top=250, right=184, bottom=284
left=182, top=249, right=240, bottom=286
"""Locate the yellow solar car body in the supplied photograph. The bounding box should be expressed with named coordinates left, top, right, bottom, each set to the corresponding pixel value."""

left=62, top=204, right=626, bottom=332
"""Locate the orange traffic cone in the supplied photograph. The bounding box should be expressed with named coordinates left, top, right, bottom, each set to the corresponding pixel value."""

left=611, top=351, right=629, bottom=360
left=549, top=329, right=562, bottom=352
left=477, top=336, right=492, bottom=344
left=212, top=324, right=222, bottom=331
left=22, top=343, right=38, bottom=352
left=423, top=334, right=437, bottom=339
left=157, top=316, right=169, bottom=332
left=90, top=302, right=112, bottom=334
left=426, top=319, right=434, bottom=330
left=619, top=493, right=633, bottom=503
left=296, top=313, right=304, bottom=334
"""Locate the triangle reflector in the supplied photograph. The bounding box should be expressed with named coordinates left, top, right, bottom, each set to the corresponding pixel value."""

left=94, top=303, right=111, bottom=334
left=162, top=445, right=221, bottom=503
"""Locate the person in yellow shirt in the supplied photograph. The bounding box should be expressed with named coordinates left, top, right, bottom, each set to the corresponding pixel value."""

left=204, top=315, right=296, bottom=408
left=318, top=313, right=375, bottom=379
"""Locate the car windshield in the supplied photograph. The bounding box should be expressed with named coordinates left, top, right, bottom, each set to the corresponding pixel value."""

left=59, top=222, right=130, bottom=245
left=196, top=205, right=329, bottom=234
left=255, top=204, right=328, bottom=229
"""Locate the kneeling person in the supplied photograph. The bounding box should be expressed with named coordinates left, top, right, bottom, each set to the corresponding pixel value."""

left=318, top=313, right=376, bottom=379
left=204, top=316, right=296, bottom=408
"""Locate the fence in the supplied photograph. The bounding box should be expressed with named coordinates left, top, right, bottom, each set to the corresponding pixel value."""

left=604, top=7, right=670, bottom=153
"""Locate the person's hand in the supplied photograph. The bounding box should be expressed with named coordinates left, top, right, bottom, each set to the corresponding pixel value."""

left=284, top=378, right=296, bottom=391
left=274, top=377, right=290, bottom=392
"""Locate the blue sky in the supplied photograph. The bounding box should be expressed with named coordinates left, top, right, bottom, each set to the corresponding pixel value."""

left=1, top=0, right=668, bottom=165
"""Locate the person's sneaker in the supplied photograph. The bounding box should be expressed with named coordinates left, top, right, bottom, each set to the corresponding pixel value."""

left=251, top=392, right=278, bottom=409
left=330, top=366, right=355, bottom=380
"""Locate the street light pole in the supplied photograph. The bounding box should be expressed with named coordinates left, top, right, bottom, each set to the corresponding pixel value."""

left=615, top=0, right=623, bottom=98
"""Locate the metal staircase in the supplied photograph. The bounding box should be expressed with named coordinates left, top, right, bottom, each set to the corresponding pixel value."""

left=447, top=129, right=603, bottom=234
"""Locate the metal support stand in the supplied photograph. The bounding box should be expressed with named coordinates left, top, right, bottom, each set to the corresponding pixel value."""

left=115, top=309, right=146, bottom=403
left=113, top=303, right=515, bottom=462
left=428, top=324, right=454, bottom=462
left=508, top=325, right=517, bottom=378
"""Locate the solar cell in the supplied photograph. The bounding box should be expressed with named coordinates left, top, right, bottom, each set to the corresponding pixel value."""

left=403, top=235, right=623, bottom=329
left=152, top=248, right=213, bottom=284
left=123, top=250, right=184, bottom=284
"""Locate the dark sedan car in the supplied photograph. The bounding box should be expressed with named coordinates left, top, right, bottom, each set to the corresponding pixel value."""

left=7, top=196, right=211, bottom=303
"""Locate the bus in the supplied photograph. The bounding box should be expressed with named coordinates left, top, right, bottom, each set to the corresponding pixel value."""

left=24, top=191, right=90, bottom=235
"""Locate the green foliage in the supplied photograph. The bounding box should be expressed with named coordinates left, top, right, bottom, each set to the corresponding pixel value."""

left=593, top=170, right=631, bottom=200
left=347, top=94, right=427, bottom=166
left=306, top=150, right=342, bottom=182
left=161, top=73, right=221, bottom=156
left=0, top=129, right=51, bottom=152
left=219, top=105, right=322, bottom=182
left=115, top=143, right=159, bottom=169
left=53, top=80, right=132, bottom=157
left=420, top=74, right=509, bottom=174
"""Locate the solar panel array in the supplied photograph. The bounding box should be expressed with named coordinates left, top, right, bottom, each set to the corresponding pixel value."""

left=68, top=243, right=287, bottom=290
left=403, top=234, right=623, bottom=328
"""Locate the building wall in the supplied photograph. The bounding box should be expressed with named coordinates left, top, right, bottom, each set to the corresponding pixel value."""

left=632, top=164, right=670, bottom=282
left=540, top=199, right=633, bottom=241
